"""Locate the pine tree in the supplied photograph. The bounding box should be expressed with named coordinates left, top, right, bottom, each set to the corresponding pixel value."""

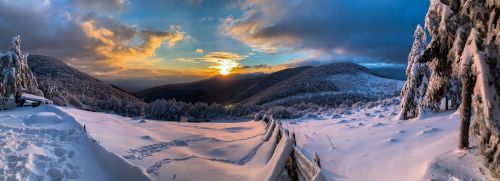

left=398, top=25, right=428, bottom=119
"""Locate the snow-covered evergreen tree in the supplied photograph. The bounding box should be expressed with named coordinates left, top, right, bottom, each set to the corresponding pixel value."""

left=0, top=36, right=41, bottom=109
left=398, top=25, right=429, bottom=120
left=400, top=0, right=500, bottom=177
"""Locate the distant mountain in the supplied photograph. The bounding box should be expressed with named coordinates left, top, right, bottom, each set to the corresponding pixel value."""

left=368, top=66, right=406, bottom=80
left=242, top=62, right=404, bottom=106
left=136, top=66, right=313, bottom=104
left=28, top=55, right=146, bottom=116
left=137, top=62, right=403, bottom=106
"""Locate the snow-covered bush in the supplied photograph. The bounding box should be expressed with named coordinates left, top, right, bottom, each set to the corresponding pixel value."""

left=146, top=99, right=263, bottom=121
left=254, top=111, right=265, bottom=121
left=265, top=106, right=299, bottom=119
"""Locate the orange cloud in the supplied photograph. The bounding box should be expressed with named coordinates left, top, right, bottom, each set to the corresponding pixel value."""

left=79, top=20, right=186, bottom=72
left=195, top=48, right=204, bottom=53
left=195, top=52, right=247, bottom=75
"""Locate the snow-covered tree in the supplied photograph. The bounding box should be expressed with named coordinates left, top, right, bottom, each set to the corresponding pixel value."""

left=400, top=0, right=500, bottom=177
left=0, top=36, right=41, bottom=108
left=398, top=25, right=429, bottom=120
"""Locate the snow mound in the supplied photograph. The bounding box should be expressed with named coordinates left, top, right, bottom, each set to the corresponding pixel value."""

left=424, top=150, right=495, bottom=180
left=24, top=112, right=64, bottom=125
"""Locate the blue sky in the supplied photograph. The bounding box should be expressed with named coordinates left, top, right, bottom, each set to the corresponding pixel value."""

left=0, top=0, right=429, bottom=90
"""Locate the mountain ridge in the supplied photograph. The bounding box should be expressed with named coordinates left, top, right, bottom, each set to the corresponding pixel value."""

left=27, top=54, right=146, bottom=116
left=138, top=62, right=403, bottom=106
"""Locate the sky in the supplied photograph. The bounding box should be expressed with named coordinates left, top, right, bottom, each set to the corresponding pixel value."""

left=0, top=0, right=430, bottom=91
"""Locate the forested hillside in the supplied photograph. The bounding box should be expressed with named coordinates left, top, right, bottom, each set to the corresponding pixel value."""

left=137, top=66, right=312, bottom=104
left=28, top=55, right=146, bottom=116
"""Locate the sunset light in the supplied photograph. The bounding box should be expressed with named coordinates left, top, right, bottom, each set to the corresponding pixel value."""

left=1, top=0, right=497, bottom=180
left=212, top=59, right=239, bottom=75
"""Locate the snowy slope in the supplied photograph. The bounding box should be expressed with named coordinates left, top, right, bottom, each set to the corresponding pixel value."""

left=0, top=105, right=292, bottom=180
left=284, top=103, right=494, bottom=181
left=267, top=73, right=403, bottom=105
left=59, top=106, right=292, bottom=180
left=245, top=63, right=404, bottom=107
left=0, top=106, right=109, bottom=180
left=0, top=103, right=493, bottom=180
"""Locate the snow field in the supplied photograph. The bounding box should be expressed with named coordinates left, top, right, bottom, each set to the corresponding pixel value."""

left=284, top=104, right=494, bottom=181
left=60, top=106, right=302, bottom=180
left=0, top=106, right=109, bottom=180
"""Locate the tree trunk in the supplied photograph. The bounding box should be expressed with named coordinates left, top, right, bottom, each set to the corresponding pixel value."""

left=459, top=69, right=475, bottom=149
left=445, top=85, right=449, bottom=110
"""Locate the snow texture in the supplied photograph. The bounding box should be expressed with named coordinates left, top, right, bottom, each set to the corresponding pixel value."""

left=284, top=103, right=495, bottom=181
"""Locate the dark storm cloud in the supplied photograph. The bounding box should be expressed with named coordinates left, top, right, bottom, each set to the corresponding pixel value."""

left=240, top=64, right=271, bottom=69
left=0, top=0, right=121, bottom=71
left=0, top=1, right=92, bottom=60
left=222, top=0, right=429, bottom=64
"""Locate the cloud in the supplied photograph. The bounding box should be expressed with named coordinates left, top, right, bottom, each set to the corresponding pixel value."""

left=0, top=0, right=188, bottom=78
left=176, top=57, right=197, bottom=63
left=78, top=19, right=186, bottom=73
left=188, top=0, right=203, bottom=6
left=196, top=51, right=245, bottom=62
left=176, top=51, right=251, bottom=74
left=195, top=48, right=204, bottom=53
left=221, top=0, right=428, bottom=63
left=72, top=0, right=127, bottom=12
left=100, top=68, right=207, bottom=91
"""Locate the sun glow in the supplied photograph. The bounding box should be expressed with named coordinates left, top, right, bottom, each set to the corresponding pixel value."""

left=213, top=59, right=238, bottom=75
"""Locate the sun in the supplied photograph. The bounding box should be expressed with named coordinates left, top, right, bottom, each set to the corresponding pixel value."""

left=220, top=68, right=230, bottom=75
left=216, top=59, right=238, bottom=75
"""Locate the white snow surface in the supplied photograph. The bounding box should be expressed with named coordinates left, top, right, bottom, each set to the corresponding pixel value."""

left=0, top=106, right=110, bottom=180
left=59, top=106, right=293, bottom=180
left=284, top=105, right=495, bottom=181
left=268, top=73, right=404, bottom=105
left=0, top=103, right=495, bottom=180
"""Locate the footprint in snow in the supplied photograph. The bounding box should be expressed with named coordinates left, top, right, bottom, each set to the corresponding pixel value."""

left=385, top=138, right=398, bottom=143
left=421, top=128, right=441, bottom=135
left=337, top=120, right=349, bottom=124
left=371, top=123, right=385, bottom=127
